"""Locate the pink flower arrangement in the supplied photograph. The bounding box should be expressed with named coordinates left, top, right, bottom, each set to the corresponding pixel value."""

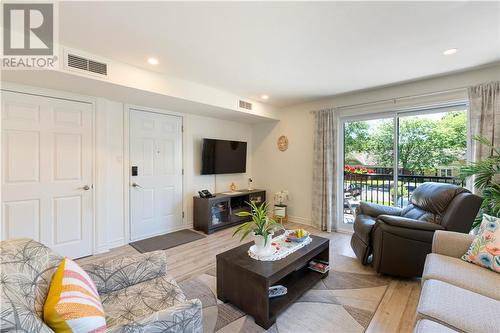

left=344, top=165, right=375, bottom=174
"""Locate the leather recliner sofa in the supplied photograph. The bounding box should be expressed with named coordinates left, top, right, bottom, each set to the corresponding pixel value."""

left=350, top=182, right=482, bottom=277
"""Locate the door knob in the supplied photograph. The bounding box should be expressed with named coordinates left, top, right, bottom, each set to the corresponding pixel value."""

left=131, top=182, right=143, bottom=188
left=79, top=185, right=90, bottom=191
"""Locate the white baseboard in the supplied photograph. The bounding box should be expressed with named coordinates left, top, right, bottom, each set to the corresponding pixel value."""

left=287, top=215, right=312, bottom=226
left=93, top=246, right=109, bottom=255
left=107, top=238, right=126, bottom=249
left=287, top=216, right=354, bottom=235
left=94, top=238, right=126, bottom=254
left=334, top=228, right=354, bottom=235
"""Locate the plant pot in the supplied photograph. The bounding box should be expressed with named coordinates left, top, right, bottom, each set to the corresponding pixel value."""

left=274, top=204, right=287, bottom=218
left=254, top=234, right=273, bottom=255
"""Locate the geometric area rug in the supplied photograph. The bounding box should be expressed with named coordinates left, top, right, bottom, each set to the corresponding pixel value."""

left=179, top=264, right=390, bottom=333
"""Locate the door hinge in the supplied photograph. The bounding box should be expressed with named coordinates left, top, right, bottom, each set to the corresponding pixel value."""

left=182, top=211, right=185, bottom=218
left=182, top=169, right=184, bottom=175
left=181, top=125, right=184, bottom=132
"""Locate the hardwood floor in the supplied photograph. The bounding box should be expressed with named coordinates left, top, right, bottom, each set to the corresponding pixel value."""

left=78, top=222, right=421, bottom=332
left=366, top=279, right=421, bottom=333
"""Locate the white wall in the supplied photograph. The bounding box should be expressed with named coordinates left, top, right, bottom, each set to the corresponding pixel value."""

left=184, top=114, right=253, bottom=226
left=93, top=102, right=254, bottom=252
left=252, top=116, right=312, bottom=225
left=252, top=64, right=500, bottom=227
left=95, top=99, right=125, bottom=252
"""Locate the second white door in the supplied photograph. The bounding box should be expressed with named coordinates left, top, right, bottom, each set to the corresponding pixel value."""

left=1, top=91, right=94, bottom=258
left=129, top=109, right=183, bottom=241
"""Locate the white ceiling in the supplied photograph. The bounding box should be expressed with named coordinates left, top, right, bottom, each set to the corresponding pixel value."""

left=59, top=2, right=500, bottom=107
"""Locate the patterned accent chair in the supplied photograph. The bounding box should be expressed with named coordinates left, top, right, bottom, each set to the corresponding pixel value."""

left=0, top=239, right=203, bottom=332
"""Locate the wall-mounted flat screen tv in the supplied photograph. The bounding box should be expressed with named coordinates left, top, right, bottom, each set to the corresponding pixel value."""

left=201, top=139, right=247, bottom=174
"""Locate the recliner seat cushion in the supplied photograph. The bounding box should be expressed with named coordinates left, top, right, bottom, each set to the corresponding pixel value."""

left=423, top=253, right=500, bottom=300
left=417, top=279, right=500, bottom=333
left=400, top=204, right=435, bottom=222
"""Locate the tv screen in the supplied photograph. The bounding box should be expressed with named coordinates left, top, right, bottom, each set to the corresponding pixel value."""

left=201, top=139, right=247, bottom=174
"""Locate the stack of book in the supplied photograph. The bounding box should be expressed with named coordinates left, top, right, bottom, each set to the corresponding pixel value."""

left=308, top=259, right=330, bottom=274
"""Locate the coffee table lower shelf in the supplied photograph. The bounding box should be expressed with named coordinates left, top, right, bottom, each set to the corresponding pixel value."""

left=269, top=267, right=328, bottom=321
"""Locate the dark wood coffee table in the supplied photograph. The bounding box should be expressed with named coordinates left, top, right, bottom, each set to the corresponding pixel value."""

left=216, top=235, right=329, bottom=329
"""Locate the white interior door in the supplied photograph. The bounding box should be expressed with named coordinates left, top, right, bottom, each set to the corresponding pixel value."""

left=129, top=109, right=183, bottom=241
left=1, top=91, right=93, bottom=258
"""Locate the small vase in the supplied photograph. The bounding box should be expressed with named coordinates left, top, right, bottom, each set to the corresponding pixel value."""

left=254, top=234, right=273, bottom=255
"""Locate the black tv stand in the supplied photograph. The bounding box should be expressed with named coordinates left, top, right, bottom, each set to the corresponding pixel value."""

left=193, top=189, right=266, bottom=234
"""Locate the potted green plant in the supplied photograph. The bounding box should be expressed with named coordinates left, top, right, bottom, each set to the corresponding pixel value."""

left=459, top=136, right=500, bottom=230
left=233, top=201, right=283, bottom=255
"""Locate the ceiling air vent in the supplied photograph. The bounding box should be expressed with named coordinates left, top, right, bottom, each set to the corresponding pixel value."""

left=67, top=54, right=88, bottom=71
left=239, top=100, right=252, bottom=110
left=89, top=60, right=107, bottom=76
left=66, top=53, right=108, bottom=77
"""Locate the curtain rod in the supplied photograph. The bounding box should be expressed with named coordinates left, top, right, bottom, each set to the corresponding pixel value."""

left=310, top=86, right=468, bottom=113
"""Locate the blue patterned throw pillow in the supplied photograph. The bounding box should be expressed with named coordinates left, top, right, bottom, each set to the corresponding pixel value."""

left=462, top=214, right=500, bottom=273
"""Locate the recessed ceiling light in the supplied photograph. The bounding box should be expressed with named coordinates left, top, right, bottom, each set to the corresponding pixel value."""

left=261, top=94, right=269, bottom=100
left=443, top=48, right=458, bottom=55
left=147, top=57, right=159, bottom=65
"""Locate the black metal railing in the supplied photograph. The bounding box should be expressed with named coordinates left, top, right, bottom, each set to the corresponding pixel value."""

left=344, top=173, right=465, bottom=208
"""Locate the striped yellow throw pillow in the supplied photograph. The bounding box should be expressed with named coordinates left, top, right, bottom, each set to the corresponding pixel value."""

left=44, top=258, right=106, bottom=332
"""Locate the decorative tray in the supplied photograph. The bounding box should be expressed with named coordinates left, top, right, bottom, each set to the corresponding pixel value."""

left=248, top=232, right=312, bottom=261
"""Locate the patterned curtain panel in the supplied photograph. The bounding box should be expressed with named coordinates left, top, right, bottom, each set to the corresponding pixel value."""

left=312, top=109, right=336, bottom=232
left=469, top=81, right=500, bottom=161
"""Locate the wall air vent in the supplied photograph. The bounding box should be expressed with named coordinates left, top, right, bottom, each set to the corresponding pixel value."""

left=239, top=100, right=252, bottom=110
left=66, top=53, right=108, bottom=77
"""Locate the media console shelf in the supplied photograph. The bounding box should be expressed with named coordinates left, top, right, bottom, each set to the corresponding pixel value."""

left=193, top=189, right=266, bottom=234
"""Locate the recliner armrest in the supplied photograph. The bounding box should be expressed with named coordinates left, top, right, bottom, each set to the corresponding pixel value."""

left=373, top=216, right=442, bottom=244
left=378, top=215, right=444, bottom=231
left=356, top=202, right=403, bottom=217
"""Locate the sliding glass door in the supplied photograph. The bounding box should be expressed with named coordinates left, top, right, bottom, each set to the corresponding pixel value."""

left=342, top=116, right=395, bottom=223
left=395, top=110, right=467, bottom=206
left=340, top=106, right=468, bottom=228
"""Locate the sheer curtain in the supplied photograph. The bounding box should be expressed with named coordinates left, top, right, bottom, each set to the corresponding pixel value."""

left=469, top=81, right=500, bottom=161
left=312, top=109, right=336, bottom=232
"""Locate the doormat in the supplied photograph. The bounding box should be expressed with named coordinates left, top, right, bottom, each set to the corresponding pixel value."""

left=130, top=229, right=206, bottom=253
